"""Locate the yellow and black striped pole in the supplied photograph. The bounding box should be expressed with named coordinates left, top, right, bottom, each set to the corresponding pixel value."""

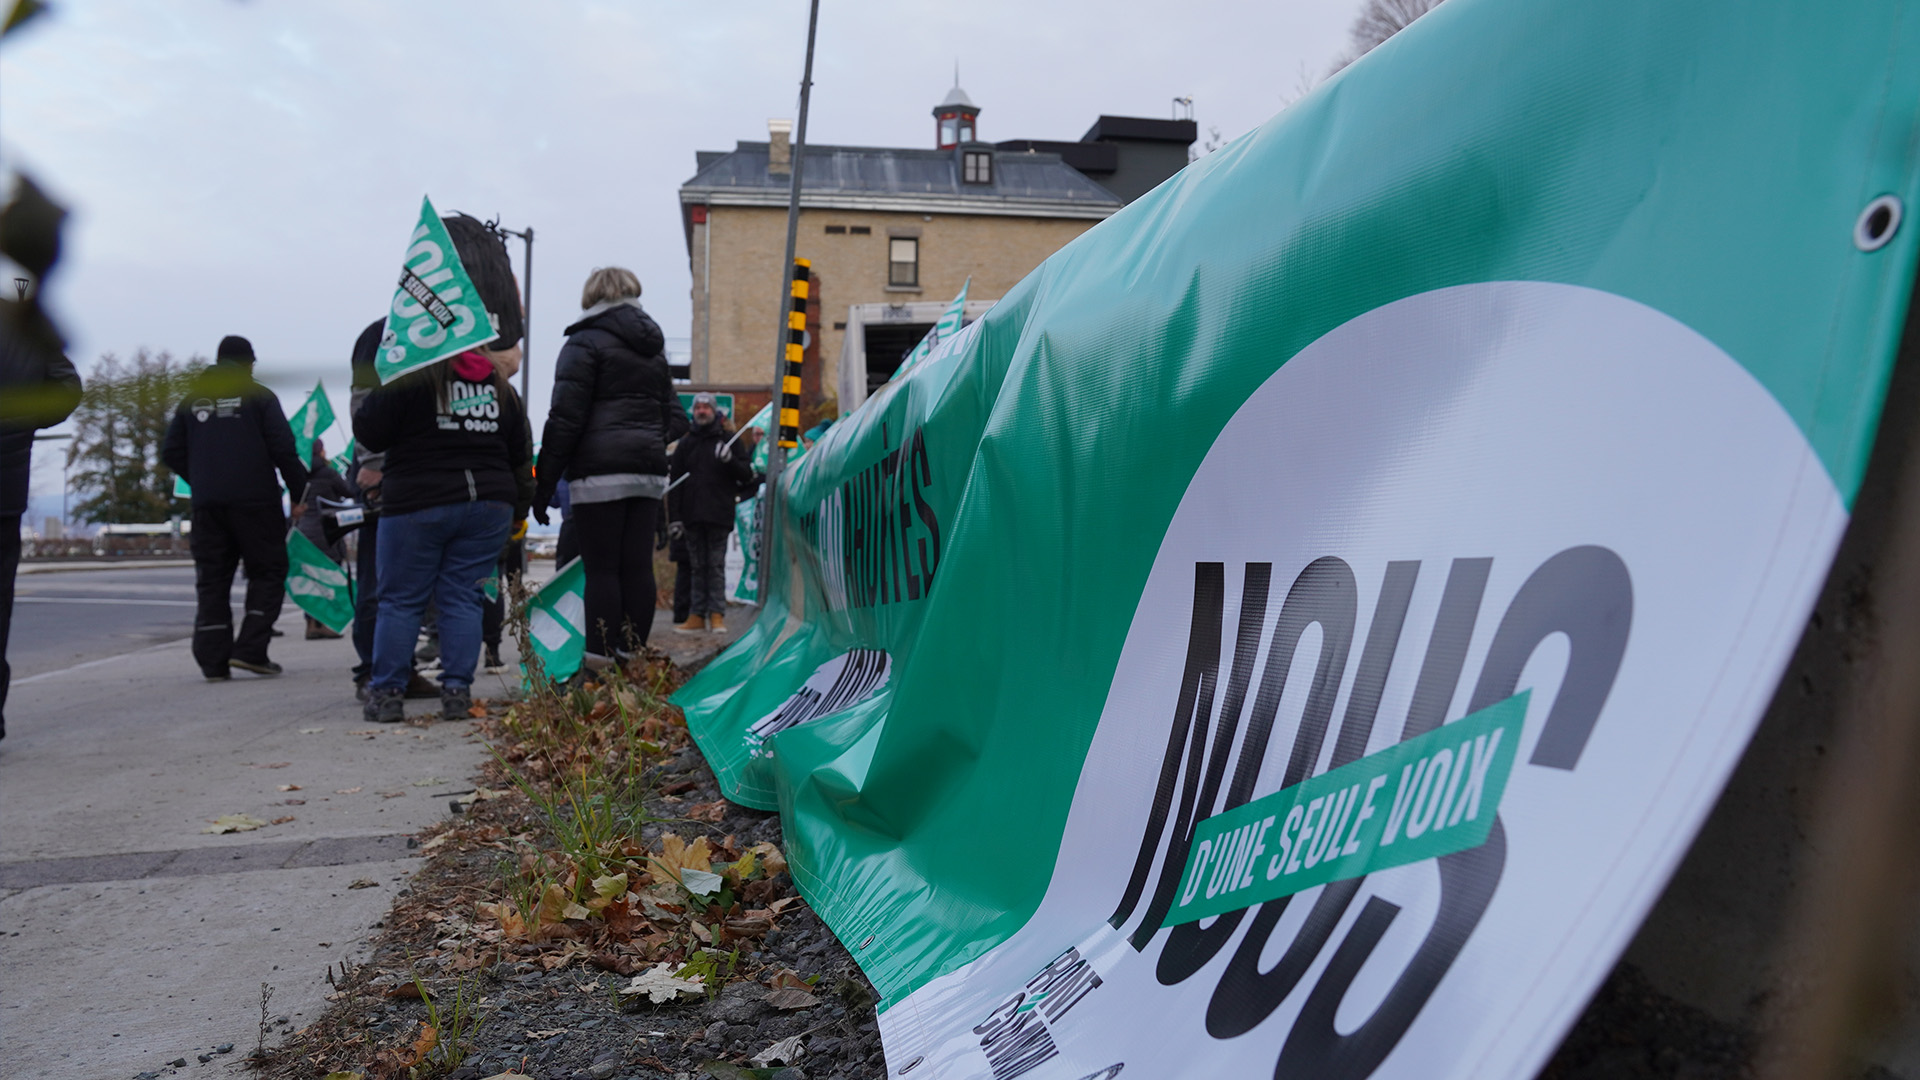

left=780, top=258, right=809, bottom=448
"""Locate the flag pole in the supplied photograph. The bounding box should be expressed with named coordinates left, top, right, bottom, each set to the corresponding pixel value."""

left=760, top=0, right=821, bottom=581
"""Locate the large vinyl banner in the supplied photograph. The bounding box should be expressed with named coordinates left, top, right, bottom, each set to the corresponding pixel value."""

left=675, top=2, right=1920, bottom=1077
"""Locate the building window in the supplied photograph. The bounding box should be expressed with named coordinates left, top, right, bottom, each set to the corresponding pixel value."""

left=963, top=151, right=992, bottom=184
left=849, top=225, right=871, bottom=235
left=825, top=224, right=846, bottom=234
left=889, top=238, right=919, bottom=287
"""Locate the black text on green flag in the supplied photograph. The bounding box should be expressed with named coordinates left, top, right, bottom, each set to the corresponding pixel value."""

left=376, top=196, right=499, bottom=384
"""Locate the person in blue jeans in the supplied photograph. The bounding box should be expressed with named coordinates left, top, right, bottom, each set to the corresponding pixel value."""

left=354, top=348, right=529, bottom=720
left=351, top=215, right=531, bottom=721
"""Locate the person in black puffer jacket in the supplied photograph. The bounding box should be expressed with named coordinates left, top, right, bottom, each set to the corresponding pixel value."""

left=353, top=213, right=530, bottom=723
left=533, top=267, right=688, bottom=659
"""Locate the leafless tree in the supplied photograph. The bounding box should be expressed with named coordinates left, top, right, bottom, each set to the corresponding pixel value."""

left=1327, top=0, right=1447, bottom=76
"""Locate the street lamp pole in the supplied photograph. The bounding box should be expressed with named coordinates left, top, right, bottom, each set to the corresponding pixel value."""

left=760, top=0, right=822, bottom=578
left=497, top=225, right=535, bottom=402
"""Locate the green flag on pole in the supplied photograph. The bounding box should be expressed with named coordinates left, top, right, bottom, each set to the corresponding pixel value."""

left=892, top=277, right=969, bottom=379
left=731, top=495, right=760, bottom=604
left=172, top=474, right=190, bottom=499
left=289, top=380, right=336, bottom=467
left=329, top=438, right=355, bottom=477
left=375, top=195, right=499, bottom=385
left=524, top=557, right=586, bottom=682
left=285, top=530, right=353, bottom=634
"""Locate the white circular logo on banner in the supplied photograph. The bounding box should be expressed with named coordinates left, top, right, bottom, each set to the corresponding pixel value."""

left=881, top=282, right=1847, bottom=1080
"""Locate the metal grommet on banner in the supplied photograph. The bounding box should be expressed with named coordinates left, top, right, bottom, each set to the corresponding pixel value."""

left=858, top=933, right=875, bottom=950
left=899, top=1055, right=925, bottom=1073
left=1855, top=194, right=1902, bottom=252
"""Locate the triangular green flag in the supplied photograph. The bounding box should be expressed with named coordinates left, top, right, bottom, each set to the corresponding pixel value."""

left=893, top=277, right=970, bottom=379
left=329, top=438, right=355, bottom=477
left=289, top=380, right=336, bottom=466
left=731, top=495, right=760, bottom=604
left=172, top=474, right=190, bottom=499
left=285, top=529, right=354, bottom=634
left=524, top=556, right=586, bottom=683
left=376, top=195, right=499, bottom=384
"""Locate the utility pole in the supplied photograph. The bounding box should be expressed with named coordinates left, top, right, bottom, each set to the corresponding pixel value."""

left=761, top=0, right=822, bottom=577
left=497, top=225, right=535, bottom=402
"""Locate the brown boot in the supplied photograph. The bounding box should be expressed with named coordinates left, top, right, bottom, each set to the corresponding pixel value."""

left=674, top=615, right=706, bottom=632
left=706, top=612, right=726, bottom=632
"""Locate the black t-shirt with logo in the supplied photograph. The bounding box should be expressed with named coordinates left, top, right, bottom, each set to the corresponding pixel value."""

left=352, top=364, right=530, bottom=519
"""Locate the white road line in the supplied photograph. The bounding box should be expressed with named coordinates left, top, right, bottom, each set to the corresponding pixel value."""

left=13, top=638, right=191, bottom=685
left=14, top=596, right=198, bottom=607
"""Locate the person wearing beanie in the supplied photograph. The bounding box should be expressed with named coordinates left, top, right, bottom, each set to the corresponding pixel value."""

left=162, top=334, right=309, bottom=679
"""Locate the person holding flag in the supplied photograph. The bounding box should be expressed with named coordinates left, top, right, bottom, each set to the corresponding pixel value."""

left=295, top=437, right=351, bottom=639
left=668, top=392, right=754, bottom=632
left=354, top=207, right=530, bottom=722
left=161, top=335, right=308, bottom=679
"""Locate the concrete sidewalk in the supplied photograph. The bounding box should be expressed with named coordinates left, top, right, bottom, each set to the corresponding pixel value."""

left=0, top=592, right=757, bottom=1079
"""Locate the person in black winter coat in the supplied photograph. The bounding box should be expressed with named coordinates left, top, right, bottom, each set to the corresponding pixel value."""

left=669, top=393, right=753, bottom=631
left=0, top=324, right=82, bottom=735
left=162, top=335, right=309, bottom=680
left=532, top=267, right=688, bottom=658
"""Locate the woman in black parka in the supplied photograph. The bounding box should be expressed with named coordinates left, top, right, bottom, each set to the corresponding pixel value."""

left=532, top=267, right=688, bottom=660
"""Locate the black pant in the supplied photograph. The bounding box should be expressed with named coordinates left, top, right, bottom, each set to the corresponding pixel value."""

left=1, top=513, right=19, bottom=733
left=572, top=497, right=658, bottom=656
left=351, top=514, right=379, bottom=681
left=685, top=523, right=729, bottom=618
left=190, top=502, right=287, bottom=674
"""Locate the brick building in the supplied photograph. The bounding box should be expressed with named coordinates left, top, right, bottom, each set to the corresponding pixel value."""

left=679, top=85, right=1195, bottom=414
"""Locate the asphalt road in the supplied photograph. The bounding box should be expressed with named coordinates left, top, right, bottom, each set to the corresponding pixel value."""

left=11, top=564, right=248, bottom=680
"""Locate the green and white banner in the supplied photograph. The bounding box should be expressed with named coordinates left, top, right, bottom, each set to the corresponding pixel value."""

left=375, top=195, right=499, bottom=385
left=289, top=380, right=336, bottom=466
left=731, top=494, right=760, bottom=604
left=329, top=438, right=356, bottom=478
left=675, top=2, right=1920, bottom=1078
left=525, top=557, right=586, bottom=683
left=285, top=530, right=353, bottom=634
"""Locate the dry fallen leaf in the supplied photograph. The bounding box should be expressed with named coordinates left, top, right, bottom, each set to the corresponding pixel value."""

left=525, top=1028, right=567, bottom=1040
left=298, top=727, right=326, bottom=735
left=765, top=987, right=819, bottom=1010
left=348, top=878, right=379, bottom=890
left=252, top=762, right=292, bottom=769
left=277, top=784, right=302, bottom=792
left=617, top=963, right=705, bottom=1003
left=411, top=776, right=448, bottom=787
left=685, top=800, right=727, bottom=823
left=269, top=815, right=296, bottom=825
left=202, top=814, right=268, bottom=834
left=280, top=799, right=306, bottom=806
left=335, top=787, right=362, bottom=794
left=751, top=1034, right=807, bottom=1067
left=767, top=969, right=811, bottom=990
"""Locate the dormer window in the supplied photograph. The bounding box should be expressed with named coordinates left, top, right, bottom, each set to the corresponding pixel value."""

left=963, top=151, right=993, bottom=185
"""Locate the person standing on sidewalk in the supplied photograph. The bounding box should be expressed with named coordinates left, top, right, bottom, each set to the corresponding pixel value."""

left=532, top=267, right=687, bottom=662
left=0, top=324, right=82, bottom=736
left=353, top=347, right=528, bottom=720
left=669, top=392, right=752, bottom=632
left=162, top=335, right=309, bottom=679
left=354, top=213, right=529, bottom=722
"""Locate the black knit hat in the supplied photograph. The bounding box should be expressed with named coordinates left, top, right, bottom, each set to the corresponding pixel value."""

left=216, top=335, right=256, bottom=363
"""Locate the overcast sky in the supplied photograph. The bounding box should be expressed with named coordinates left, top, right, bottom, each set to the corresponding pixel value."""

left=0, top=0, right=1359, bottom=521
